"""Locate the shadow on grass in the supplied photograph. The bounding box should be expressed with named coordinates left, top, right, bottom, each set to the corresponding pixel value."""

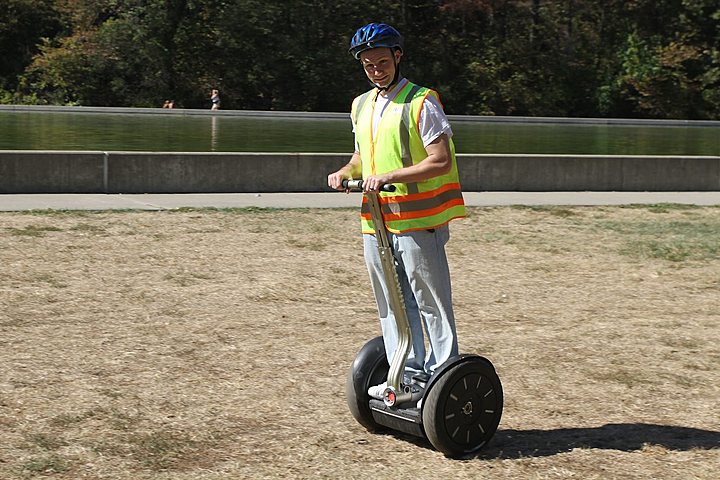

left=478, top=423, right=720, bottom=459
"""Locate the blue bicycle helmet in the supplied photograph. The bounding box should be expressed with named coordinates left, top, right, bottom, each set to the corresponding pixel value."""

left=349, top=23, right=403, bottom=59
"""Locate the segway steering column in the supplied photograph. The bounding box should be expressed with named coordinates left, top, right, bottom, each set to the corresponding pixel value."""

left=342, top=179, right=413, bottom=406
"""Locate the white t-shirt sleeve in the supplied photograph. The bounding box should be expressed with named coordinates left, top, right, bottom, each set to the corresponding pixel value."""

left=351, top=113, right=360, bottom=152
left=418, top=95, right=453, bottom=147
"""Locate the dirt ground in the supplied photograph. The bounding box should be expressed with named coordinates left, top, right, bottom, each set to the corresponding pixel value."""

left=1, top=205, right=719, bottom=479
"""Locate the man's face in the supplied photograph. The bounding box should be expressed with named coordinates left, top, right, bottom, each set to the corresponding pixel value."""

left=360, top=48, right=402, bottom=89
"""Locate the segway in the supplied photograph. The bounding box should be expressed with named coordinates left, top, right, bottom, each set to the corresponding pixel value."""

left=342, top=179, right=503, bottom=458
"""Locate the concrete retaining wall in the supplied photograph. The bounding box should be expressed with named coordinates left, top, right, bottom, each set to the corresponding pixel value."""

left=0, top=151, right=105, bottom=193
left=461, top=154, right=720, bottom=191
left=1, top=151, right=719, bottom=193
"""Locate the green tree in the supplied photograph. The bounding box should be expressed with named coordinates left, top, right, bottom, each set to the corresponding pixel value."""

left=601, top=0, right=720, bottom=118
left=0, top=0, right=63, bottom=101
left=19, top=0, right=194, bottom=106
left=7, top=0, right=719, bottom=118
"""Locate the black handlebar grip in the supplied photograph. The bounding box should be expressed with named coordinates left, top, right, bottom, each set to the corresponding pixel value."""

left=341, top=179, right=396, bottom=192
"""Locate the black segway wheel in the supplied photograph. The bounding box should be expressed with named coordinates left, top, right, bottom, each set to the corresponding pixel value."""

left=346, top=336, right=389, bottom=432
left=422, top=357, right=503, bottom=458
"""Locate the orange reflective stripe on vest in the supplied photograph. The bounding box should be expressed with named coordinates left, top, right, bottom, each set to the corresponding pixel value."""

left=361, top=183, right=464, bottom=221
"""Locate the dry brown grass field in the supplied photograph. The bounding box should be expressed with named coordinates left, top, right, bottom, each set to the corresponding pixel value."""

left=1, top=205, right=719, bottom=479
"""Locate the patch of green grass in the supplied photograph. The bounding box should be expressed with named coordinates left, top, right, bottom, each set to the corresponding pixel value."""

left=548, top=208, right=577, bottom=218
left=661, top=336, right=702, bottom=349
left=22, top=454, right=71, bottom=474
left=129, top=431, right=198, bottom=470
left=69, top=223, right=106, bottom=233
left=88, top=430, right=204, bottom=471
left=597, top=219, right=720, bottom=262
left=286, top=237, right=326, bottom=250
left=99, top=389, right=124, bottom=399
left=623, top=240, right=719, bottom=262
left=172, top=206, right=290, bottom=214
left=620, top=203, right=704, bottom=213
left=509, top=205, right=578, bottom=217
left=480, top=230, right=517, bottom=244
left=683, top=361, right=713, bottom=371
left=108, top=409, right=144, bottom=431
left=598, top=220, right=718, bottom=236
left=7, top=225, right=63, bottom=237
left=163, top=270, right=214, bottom=286
left=25, top=433, right=68, bottom=451
left=50, top=410, right=99, bottom=427
left=596, top=369, right=653, bottom=388
left=34, top=273, right=69, bottom=288
left=24, top=209, right=91, bottom=217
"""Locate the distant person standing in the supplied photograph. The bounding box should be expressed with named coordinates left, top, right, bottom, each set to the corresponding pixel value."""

left=211, top=89, right=220, bottom=110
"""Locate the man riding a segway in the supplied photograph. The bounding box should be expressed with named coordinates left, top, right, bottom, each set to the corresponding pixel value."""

left=328, top=23, right=502, bottom=458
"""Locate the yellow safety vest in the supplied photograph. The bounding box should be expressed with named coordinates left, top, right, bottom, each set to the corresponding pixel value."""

left=351, top=80, right=466, bottom=234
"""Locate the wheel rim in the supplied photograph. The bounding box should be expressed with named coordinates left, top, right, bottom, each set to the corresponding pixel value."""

left=440, top=371, right=499, bottom=448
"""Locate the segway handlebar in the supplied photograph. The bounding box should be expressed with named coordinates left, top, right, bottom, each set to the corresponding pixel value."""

left=341, top=179, right=396, bottom=192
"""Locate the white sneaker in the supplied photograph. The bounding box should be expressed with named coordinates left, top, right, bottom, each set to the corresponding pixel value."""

left=367, top=382, right=387, bottom=400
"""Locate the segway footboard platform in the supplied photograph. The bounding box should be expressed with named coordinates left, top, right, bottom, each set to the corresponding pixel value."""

left=369, top=400, right=424, bottom=437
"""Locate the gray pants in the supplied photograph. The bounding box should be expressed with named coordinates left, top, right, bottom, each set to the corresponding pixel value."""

left=363, top=224, right=459, bottom=375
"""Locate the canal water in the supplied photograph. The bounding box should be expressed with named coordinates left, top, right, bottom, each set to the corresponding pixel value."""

left=0, top=109, right=717, bottom=155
